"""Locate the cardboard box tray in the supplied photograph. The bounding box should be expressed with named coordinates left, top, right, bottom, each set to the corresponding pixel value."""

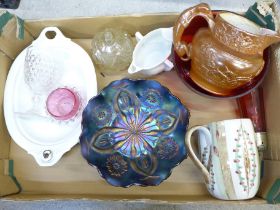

left=0, top=9, right=279, bottom=205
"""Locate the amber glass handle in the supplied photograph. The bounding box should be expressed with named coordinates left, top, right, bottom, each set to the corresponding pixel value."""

left=173, top=3, right=215, bottom=61
left=185, top=125, right=211, bottom=184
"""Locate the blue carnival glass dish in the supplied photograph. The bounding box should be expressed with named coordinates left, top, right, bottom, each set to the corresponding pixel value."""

left=80, top=79, right=189, bottom=187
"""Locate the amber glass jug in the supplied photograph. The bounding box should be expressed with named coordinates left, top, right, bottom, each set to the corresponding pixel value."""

left=173, top=3, right=280, bottom=94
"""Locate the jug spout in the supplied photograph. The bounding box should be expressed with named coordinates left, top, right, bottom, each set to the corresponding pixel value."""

left=264, top=35, right=280, bottom=49
left=260, top=28, right=280, bottom=49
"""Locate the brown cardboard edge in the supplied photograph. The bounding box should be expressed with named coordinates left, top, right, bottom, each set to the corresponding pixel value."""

left=0, top=12, right=33, bottom=59
left=24, top=12, right=179, bottom=22
left=23, top=13, right=179, bottom=39
left=258, top=160, right=280, bottom=199
left=0, top=53, right=20, bottom=196
left=0, top=160, right=20, bottom=196
left=0, top=52, right=12, bottom=159
left=2, top=194, right=267, bottom=205
left=0, top=175, right=20, bottom=197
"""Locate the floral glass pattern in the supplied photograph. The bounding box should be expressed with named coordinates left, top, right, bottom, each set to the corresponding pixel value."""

left=80, top=79, right=189, bottom=187
left=91, top=28, right=134, bottom=74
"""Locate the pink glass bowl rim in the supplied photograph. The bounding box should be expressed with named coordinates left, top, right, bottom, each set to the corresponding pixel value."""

left=46, top=87, right=80, bottom=120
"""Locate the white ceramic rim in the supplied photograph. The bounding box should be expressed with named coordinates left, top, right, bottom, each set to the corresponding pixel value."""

left=206, top=118, right=252, bottom=125
left=132, top=27, right=173, bottom=70
left=219, top=12, right=277, bottom=36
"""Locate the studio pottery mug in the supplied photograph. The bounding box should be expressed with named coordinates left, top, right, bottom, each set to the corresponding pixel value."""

left=128, top=27, right=173, bottom=76
left=186, top=119, right=261, bottom=200
left=173, top=3, right=280, bottom=94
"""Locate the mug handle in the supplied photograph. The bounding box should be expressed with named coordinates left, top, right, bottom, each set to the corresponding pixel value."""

left=185, top=125, right=211, bottom=184
left=173, top=3, right=215, bottom=61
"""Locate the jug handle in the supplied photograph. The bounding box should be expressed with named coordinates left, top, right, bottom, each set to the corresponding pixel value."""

left=185, top=125, right=211, bottom=184
left=173, top=3, right=215, bottom=61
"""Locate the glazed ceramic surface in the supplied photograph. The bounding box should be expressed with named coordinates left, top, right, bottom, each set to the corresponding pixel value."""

left=173, top=47, right=270, bottom=98
left=80, top=79, right=189, bottom=187
left=173, top=3, right=280, bottom=95
left=186, top=119, right=261, bottom=200
left=128, top=27, right=173, bottom=76
left=173, top=10, right=271, bottom=98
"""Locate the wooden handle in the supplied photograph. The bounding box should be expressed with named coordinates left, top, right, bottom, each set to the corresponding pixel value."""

left=173, top=3, right=215, bottom=61
left=185, top=125, right=211, bottom=184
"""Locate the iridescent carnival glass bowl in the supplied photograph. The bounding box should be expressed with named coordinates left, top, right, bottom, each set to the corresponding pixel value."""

left=80, top=79, right=189, bottom=187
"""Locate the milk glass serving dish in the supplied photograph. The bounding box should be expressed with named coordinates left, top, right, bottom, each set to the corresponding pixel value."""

left=4, top=27, right=97, bottom=166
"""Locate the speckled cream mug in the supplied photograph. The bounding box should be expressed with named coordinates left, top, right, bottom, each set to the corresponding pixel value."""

left=186, top=119, right=260, bottom=200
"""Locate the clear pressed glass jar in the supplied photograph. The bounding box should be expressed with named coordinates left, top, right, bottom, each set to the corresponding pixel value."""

left=91, top=28, right=134, bottom=75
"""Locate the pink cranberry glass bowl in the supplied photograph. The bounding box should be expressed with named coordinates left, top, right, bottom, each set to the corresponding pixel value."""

left=46, top=88, right=80, bottom=120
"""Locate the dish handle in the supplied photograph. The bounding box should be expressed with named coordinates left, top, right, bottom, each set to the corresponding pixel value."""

left=30, top=148, right=67, bottom=167
left=34, top=27, right=70, bottom=45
